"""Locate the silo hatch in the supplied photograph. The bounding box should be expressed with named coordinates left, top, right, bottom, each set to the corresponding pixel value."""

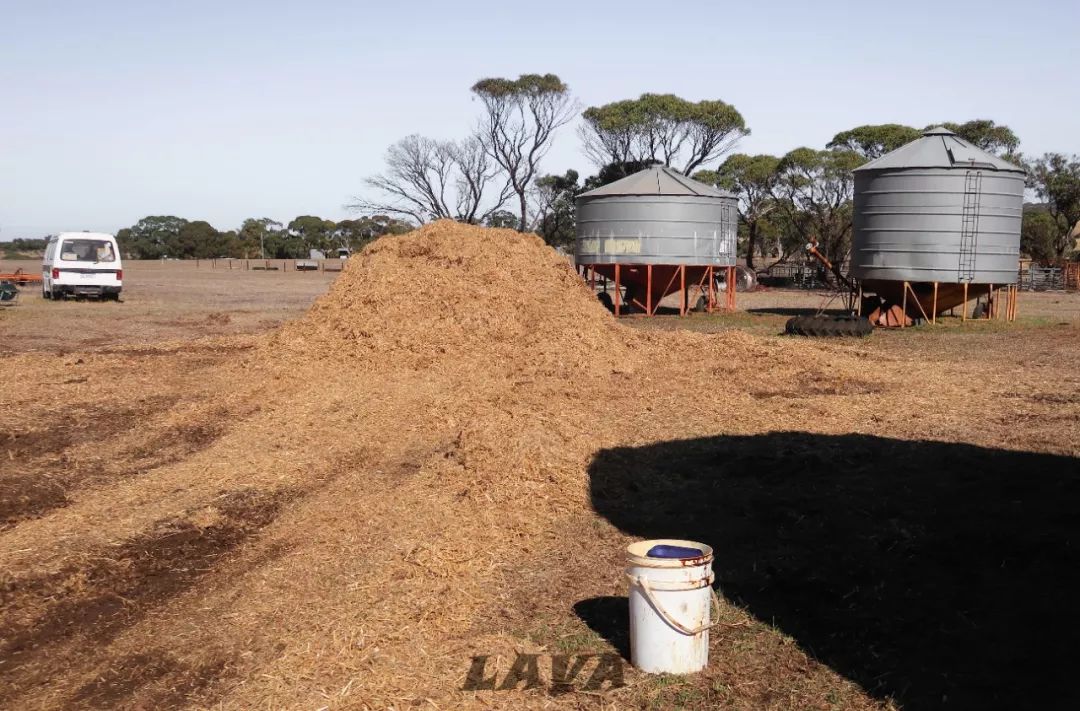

left=946, top=143, right=997, bottom=170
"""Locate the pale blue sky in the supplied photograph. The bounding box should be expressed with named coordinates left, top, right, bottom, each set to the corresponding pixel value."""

left=2, top=0, right=1076, bottom=238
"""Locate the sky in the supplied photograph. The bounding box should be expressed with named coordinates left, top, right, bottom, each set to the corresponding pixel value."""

left=2, top=0, right=1077, bottom=239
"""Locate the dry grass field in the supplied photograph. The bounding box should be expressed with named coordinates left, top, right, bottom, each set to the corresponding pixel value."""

left=0, top=259, right=337, bottom=353
left=1, top=234, right=1079, bottom=711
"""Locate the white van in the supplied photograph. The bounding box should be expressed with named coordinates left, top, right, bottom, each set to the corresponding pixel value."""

left=42, top=232, right=123, bottom=300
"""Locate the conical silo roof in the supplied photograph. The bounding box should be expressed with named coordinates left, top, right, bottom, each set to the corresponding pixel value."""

left=578, top=165, right=736, bottom=198
left=855, top=127, right=1024, bottom=173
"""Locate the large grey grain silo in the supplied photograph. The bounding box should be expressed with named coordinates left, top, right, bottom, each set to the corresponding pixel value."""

left=852, top=127, right=1025, bottom=325
left=574, top=166, right=739, bottom=316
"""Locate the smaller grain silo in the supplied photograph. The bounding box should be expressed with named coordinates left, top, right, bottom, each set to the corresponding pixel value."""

left=575, top=166, right=738, bottom=316
left=852, top=127, right=1026, bottom=325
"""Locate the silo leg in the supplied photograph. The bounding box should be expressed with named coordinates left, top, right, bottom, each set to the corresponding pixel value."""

left=906, top=282, right=931, bottom=324
left=731, top=267, right=736, bottom=310
left=901, top=282, right=908, bottom=328
left=615, top=264, right=621, bottom=317
left=707, top=266, right=714, bottom=314
left=932, top=283, right=938, bottom=324
left=647, top=265, right=653, bottom=316
left=680, top=265, right=686, bottom=317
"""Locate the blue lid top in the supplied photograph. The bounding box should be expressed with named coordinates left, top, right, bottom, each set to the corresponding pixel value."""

left=646, top=544, right=704, bottom=559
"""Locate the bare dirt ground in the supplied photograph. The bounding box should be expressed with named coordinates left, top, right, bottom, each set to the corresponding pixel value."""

left=2, top=240, right=1079, bottom=711
left=0, top=259, right=336, bottom=353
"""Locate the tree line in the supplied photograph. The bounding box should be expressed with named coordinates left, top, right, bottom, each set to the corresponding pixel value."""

left=113, top=214, right=411, bottom=260
left=357, top=76, right=1080, bottom=265
left=2, top=238, right=49, bottom=259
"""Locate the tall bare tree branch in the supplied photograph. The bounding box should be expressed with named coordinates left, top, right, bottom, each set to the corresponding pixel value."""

left=349, top=134, right=511, bottom=225
left=472, top=74, right=577, bottom=232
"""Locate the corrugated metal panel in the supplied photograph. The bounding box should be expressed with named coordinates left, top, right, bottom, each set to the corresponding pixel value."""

left=575, top=194, right=738, bottom=267
left=851, top=168, right=1024, bottom=284
left=578, top=166, right=735, bottom=199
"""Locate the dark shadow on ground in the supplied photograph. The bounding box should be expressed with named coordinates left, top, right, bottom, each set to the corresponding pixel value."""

left=598, top=298, right=709, bottom=318
left=573, top=597, right=631, bottom=661
left=587, top=433, right=1080, bottom=710
left=746, top=306, right=849, bottom=317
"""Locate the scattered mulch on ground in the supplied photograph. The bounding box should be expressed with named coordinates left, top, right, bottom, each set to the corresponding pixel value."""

left=0, top=221, right=1077, bottom=709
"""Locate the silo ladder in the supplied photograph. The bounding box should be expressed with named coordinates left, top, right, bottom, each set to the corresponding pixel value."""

left=958, top=170, right=982, bottom=282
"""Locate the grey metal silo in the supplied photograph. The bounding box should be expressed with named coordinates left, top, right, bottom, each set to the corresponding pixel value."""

left=574, top=166, right=740, bottom=316
left=852, top=127, right=1025, bottom=285
left=575, top=166, right=738, bottom=267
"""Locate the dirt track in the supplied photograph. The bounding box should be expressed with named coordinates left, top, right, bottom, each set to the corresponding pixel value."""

left=2, top=229, right=1079, bottom=710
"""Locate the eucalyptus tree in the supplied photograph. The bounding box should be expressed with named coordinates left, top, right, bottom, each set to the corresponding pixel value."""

left=1027, top=153, right=1080, bottom=258
left=924, top=119, right=1020, bottom=158
left=471, top=74, right=577, bottom=232
left=771, top=148, right=866, bottom=266
left=695, top=154, right=780, bottom=269
left=580, top=94, right=748, bottom=176
left=827, top=124, right=921, bottom=160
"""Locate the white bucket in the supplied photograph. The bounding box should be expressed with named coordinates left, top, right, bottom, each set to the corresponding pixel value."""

left=626, top=539, right=717, bottom=674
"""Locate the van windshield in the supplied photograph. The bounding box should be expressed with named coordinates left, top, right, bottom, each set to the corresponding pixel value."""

left=60, top=239, right=116, bottom=263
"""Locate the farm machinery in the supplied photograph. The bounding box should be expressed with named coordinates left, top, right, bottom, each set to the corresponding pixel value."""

left=0, top=269, right=42, bottom=306
left=787, top=239, right=1017, bottom=337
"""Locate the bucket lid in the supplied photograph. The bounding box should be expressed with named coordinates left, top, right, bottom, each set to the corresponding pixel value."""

left=626, top=539, right=713, bottom=568
left=647, top=544, right=705, bottom=559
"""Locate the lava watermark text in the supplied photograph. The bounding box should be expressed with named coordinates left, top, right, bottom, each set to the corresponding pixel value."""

left=462, top=652, right=625, bottom=694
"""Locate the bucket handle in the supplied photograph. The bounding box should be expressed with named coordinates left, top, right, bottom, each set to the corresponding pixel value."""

left=628, top=574, right=722, bottom=636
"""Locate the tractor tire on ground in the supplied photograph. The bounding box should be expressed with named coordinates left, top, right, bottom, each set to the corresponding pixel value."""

left=786, top=314, right=872, bottom=338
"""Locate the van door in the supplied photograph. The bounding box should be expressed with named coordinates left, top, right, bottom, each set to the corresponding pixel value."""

left=42, top=240, right=55, bottom=286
